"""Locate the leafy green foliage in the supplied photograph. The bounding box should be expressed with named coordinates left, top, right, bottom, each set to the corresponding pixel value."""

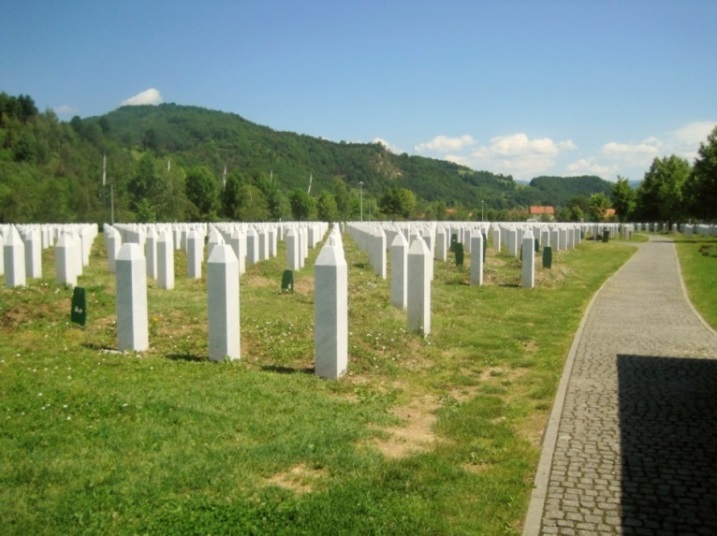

left=0, top=91, right=644, bottom=223
left=588, top=192, right=611, bottom=222
left=316, top=191, right=338, bottom=221
left=527, top=175, right=613, bottom=207
left=289, top=188, right=315, bottom=220
left=610, top=176, right=636, bottom=222
left=379, top=187, right=417, bottom=219
left=634, top=155, right=691, bottom=225
left=684, top=126, right=717, bottom=221
left=185, top=166, right=219, bottom=221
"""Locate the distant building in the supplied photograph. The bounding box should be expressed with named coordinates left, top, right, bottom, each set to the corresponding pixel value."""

left=528, top=206, right=555, bottom=221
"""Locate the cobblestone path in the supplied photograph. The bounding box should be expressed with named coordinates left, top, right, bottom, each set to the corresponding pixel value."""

left=523, top=237, right=717, bottom=535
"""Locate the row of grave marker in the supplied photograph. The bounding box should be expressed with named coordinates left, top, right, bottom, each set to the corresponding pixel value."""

left=4, top=220, right=714, bottom=382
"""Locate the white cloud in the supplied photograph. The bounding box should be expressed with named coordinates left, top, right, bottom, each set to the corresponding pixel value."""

left=566, top=157, right=619, bottom=177
left=673, top=121, right=716, bottom=147
left=414, top=134, right=476, bottom=153
left=121, top=88, right=164, bottom=106
left=601, top=141, right=659, bottom=157
left=53, top=104, right=77, bottom=116
left=465, top=133, right=577, bottom=179
left=598, top=139, right=662, bottom=175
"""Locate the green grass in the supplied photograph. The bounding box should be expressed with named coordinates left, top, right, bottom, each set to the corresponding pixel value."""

left=675, top=234, right=717, bottom=330
left=0, top=230, right=636, bottom=535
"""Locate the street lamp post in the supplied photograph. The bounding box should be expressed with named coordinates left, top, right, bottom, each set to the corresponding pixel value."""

left=359, top=181, right=364, bottom=221
left=481, top=200, right=485, bottom=222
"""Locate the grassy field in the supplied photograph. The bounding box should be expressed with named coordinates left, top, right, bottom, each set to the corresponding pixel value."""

left=0, top=229, right=638, bottom=535
left=674, top=233, right=717, bottom=330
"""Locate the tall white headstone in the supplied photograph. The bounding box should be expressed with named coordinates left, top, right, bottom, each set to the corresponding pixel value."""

left=492, top=226, right=501, bottom=253
left=4, top=230, right=26, bottom=288
left=54, top=233, right=77, bottom=287
left=314, top=236, right=348, bottom=380
left=145, top=227, right=158, bottom=280
left=157, top=230, right=175, bottom=290
left=470, top=232, right=484, bottom=286
left=550, top=228, right=559, bottom=251
left=435, top=227, right=448, bottom=261
left=229, top=228, right=246, bottom=275
left=116, top=243, right=149, bottom=352
left=390, top=232, right=408, bottom=309
left=522, top=230, right=535, bottom=289
left=80, top=228, right=92, bottom=267
left=370, top=229, right=386, bottom=279
left=246, top=227, right=259, bottom=267
left=286, top=228, right=300, bottom=271
left=407, top=236, right=431, bottom=336
left=207, top=244, right=240, bottom=361
left=507, top=228, right=519, bottom=257
left=106, top=228, right=121, bottom=274
left=186, top=230, right=203, bottom=279
left=24, top=229, right=42, bottom=279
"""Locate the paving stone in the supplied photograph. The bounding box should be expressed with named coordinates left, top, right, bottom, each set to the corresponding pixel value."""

left=524, top=237, right=717, bottom=536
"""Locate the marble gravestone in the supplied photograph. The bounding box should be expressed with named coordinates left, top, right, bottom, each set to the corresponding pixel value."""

left=390, top=231, right=408, bottom=308
left=470, top=232, right=484, bottom=286
left=314, top=234, right=348, bottom=380
left=116, top=243, right=149, bottom=352
left=407, top=236, right=431, bottom=336
left=207, top=244, right=240, bottom=361
left=4, top=230, right=26, bottom=288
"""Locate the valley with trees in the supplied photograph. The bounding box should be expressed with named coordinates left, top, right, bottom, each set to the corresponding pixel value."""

left=1, top=91, right=715, bottom=225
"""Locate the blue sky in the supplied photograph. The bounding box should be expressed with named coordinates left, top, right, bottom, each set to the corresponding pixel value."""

left=2, top=0, right=715, bottom=182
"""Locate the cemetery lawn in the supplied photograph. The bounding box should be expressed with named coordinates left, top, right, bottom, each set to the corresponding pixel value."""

left=675, top=234, right=717, bottom=330
left=0, top=231, right=639, bottom=535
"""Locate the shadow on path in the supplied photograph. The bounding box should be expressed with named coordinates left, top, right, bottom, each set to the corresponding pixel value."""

left=618, top=354, right=717, bottom=533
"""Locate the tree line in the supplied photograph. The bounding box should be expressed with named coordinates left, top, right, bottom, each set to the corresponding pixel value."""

left=2, top=91, right=714, bottom=224
left=606, top=129, right=717, bottom=225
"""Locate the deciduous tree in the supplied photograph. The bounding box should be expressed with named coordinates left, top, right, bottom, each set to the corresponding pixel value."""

left=684, top=126, right=717, bottom=221
left=610, top=176, right=636, bottom=223
left=289, top=188, right=314, bottom=220
left=588, top=192, right=611, bottom=222
left=635, top=155, right=690, bottom=226
left=185, top=166, right=219, bottom=221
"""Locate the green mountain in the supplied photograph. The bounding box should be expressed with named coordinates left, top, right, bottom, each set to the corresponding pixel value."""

left=526, top=175, right=614, bottom=207
left=93, top=103, right=517, bottom=208
left=0, top=92, right=617, bottom=223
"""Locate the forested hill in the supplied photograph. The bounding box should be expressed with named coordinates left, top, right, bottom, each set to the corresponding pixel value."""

left=526, top=175, right=614, bottom=207
left=94, top=103, right=516, bottom=209
left=0, top=91, right=616, bottom=223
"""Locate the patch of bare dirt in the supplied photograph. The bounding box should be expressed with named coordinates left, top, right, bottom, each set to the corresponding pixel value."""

left=264, top=463, right=327, bottom=494
left=372, top=394, right=441, bottom=459
left=0, top=297, right=69, bottom=330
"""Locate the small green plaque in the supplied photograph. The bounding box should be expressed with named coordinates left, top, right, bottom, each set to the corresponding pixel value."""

left=454, top=243, right=464, bottom=266
left=542, top=246, right=553, bottom=269
left=281, top=270, right=294, bottom=292
left=71, top=287, right=87, bottom=326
